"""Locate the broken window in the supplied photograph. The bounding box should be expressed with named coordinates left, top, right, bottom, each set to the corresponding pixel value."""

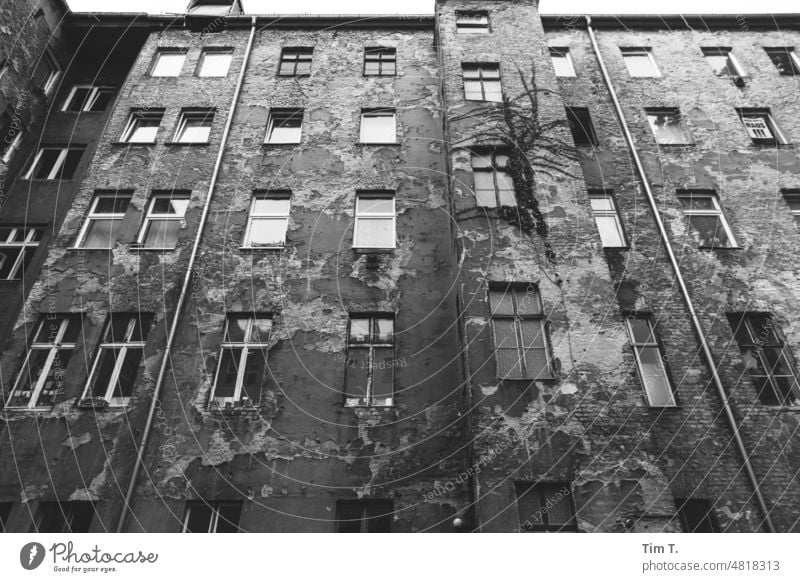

left=626, top=315, right=675, bottom=407
left=728, top=313, right=800, bottom=406
left=588, top=190, right=626, bottom=248
left=675, top=499, right=719, bottom=533
left=120, top=109, right=164, bottom=143
left=61, top=85, right=115, bottom=112
left=462, top=63, right=502, bottom=102
left=22, top=146, right=84, bottom=180
left=336, top=500, right=393, bottom=532
left=35, top=501, right=95, bottom=533
left=1, top=111, right=23, bottom=163
left=566, top=107, right=598, bottom=147
left=183, top=501, right=242, bottom=532
left=76, top=192, right=131, bottom=249
left=278, top=47, right=313, bottom=76
left=456, top=10, right=489, bottom=33
left=353, top=193, right=395, bottom=249
left=150, top=48, right=186, bottom=77
left=515, top=482, right=578, bottom=532
left=736, top=109, right=788, bottom=146
left=0, top=226, right=43, bottom=280
left=265, top=108, right=303, bottom=144
left=5, top=315, right=81, bottom=410
left=645, top=108, right=693, bottom=145
left=197, top=48, right=233, bottom=77
left=244, top=191, right=290, bottom=248
left=33, top=48, right=60, bottom=95
left=702, top=47, right=745, bottom=77
left=81, top=313, right=153, bottom=407
left=0, top=502, right=10, bottom=532
left=138, top=192, right=190, bottom=249
left=471, top=152, right=515, bottom=207
left=360, top=109, right=396, bottom=144
left=211, top=315, right=272, bottom=408
left=364, top=47, right=396, bottom=76
left=174, top=108, right=215, bottom=143
left=549, top=47, right=576, bottom=77
left=489, top=285, right=552, bottom=380
left=344, top=315, right=395, bottom=407
left=783, top=189, right=800, bottom=224
left=620, top=47, right=660, bottom=77
left=765, top=47, right=800, bottom=76
left=677, top=191, right=737, bottom=249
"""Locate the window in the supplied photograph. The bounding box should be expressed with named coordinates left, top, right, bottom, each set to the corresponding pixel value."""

left=0, top=226, right=43, bottom=281
left=728, top=313, right=800, bottom=406
left=244, top=192, right=290, bottom=248
left=360, top=109, right=396, bottom=144
left=0, top=502, right=10, bottom=532
left=588, top=190, right=626, bottom=248
left=566, top=107, right=598, bottom=147
left=197, top=48, right=233, bottom=77
left=336, top=500, right=393, bottom=532
left=456, top=10, right=489, bottom=33
left=35, top=502, right=94, bottom=533
left=61, top=85, right=115, bottom=112
left=702, top=47, right=745, bottom=77
left=22, top=146, right=83, bottom=180
left=675, top=499, right=719, bottom=533
left=549, top=47, right=576, bottom=77
left=645, top=108, right=693, bottom=145
left=344, top=315, right=394, bottom=407
left=173, top=109, right=214, bottom=143
left=490, top=285, right=552, bottom=380
left=187, top=0, right=235, bottom=15
left=211, top=315, right=272, bottom=407
left=33, top=49, right=60, bottom=95
left=462, top=63, right=502, bottom=102
left=625, top=315, right=675, bottom=407
left=264, top=108, right=303, bottom=145
left=0, top=57, right=8, bottom=80
left=782, top=189, right=800, bottom=223
left=353, top=192, right=395, bottom=249
left=1, top=111, right=23, bottom=163
left=81, top=313, right=153, bottom=406
left=620, top=47, right=660, bottom=77
left=138, top=192, right=190, bottom=249
left=736, top=109, right=788, bottom=146
left=677, top=191, right=736, bottom=249
left=364, top=47, right=396, bottom=76
left=183, top=501, right=242, bottom=532
left=76, top=192, right=131, bottom=249
left=5, top=315, right=81, bottom=409
left=515, top=482, right=577, bottom=532
left=765, top=47, right=800, bottom=76
left=120, top=109, right=163, bottom=143
left=150, top=49, right=186, bottom=77
left=278, top=47, right=313, bottom=76
left=471, top=151, right=515, bottom=207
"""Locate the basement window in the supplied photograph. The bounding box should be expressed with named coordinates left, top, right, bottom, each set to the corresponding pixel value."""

left=515, top=482, right=578, bottom=532
left=265, top=108, right=303, bottom=144
left=344, top=314, right=395, bottom=407
left=174, top=108, right=215, bottom=143
left=244, top=191, right=291, bottom=248
left=150, top=49, right=186, bottom=77
left=336, top=500, right=393, bottom=532
left=22, top=146, right=84, bottom=180
left=456, top=10, right=489, bottom=33
left=81, top=313, right=154, bottom=407
left=471, top=151, right=515, bottom=207
left=353, top=192, right=395, bottom=249
left=1, top=111, right=23, bottom=163
left=364, top=47, right=396, bottom=76
left=360, top=109, right=396, bottom=144
left=33, top=48, right=61, bottom=95
left=620, top=47, right=660, bottom=77
left=677, top=191, right=737, bottom=249
left=62, top=85, right=115, bottom=112
left=626, top=315, right=675, bottom=407
left=783, top=189, right=800, bottom=224
left=120, top=109, right=164, bottom=143
left=588, top=190, right=627, bottom=248
left=736, top=109, right=788, bottom=146
left=490, top=284, right=552, bottom=380
left=765, top=47, right=800, bottom=75
left=462, top=63, right=502, bottom=102
left=0, top=502, right=10, bottom=532
left=5, top=315, right=81, bottom=410
left=675, top=499, right=719, bottom=533
left=278, top=47, right=313, bottom=76
left=183, top=501, right=242, bottom=532
left=0, top=226, right=43, bottom=281
left=138, top=192, right=190, bottom=249
left=549, top=47, right=576, bottom=77
left=76, top=192, right=132, bottom=249
left=702, top=47, right=745, bottom=77
left=728, top=313, right=800, bottom=406
left=197, top=48, right=233, bottom=77
left=566, top=107, right=598, bottom=147
left=645, top=108, right=693, bottom=145
left=35, top=501, right=95, bottom=533
left=211, top=315, right=272, bottom=408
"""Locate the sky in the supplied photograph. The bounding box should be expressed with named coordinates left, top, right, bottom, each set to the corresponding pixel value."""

left=65, top=1, right=800, bottom=15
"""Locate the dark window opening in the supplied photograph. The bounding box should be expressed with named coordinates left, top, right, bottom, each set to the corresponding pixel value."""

left=35, top=501, right=95, bottom=533
left=279, top=47, right=313, bottom=76
left=566, top=107, right=597, bottom=146
left=675, top=499, right=719, bottom=533
left=0, top=502, right=11, bottom=532
left=336, top=500, right=393, bottom=533
left=515, top=482, right=578, bottom=532
left=183, top=501, right=242, bottom=532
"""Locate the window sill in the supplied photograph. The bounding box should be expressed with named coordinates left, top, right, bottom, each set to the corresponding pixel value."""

left=363, top=74, right=396, bottom=78
left=111, top=141, right=156, bottom=147
left=130, top=245, right=179, bottom=252
left=165, top=141, right=210, bottom=146
left=646, top=404, right=681, bottom=410
left=696, top=246, right=742, bottom=251
left=345, top=398, right=394, bottom=408
left=2, top=406, right=53, bottom=413
left=18, top=179, right=75, bottom=183
left=358, top=142, right=400, bottom=146
left=748, top=142, right=794, bottom=149
left=262, top=142, right=301, bottom=147
left=0, top=279, right=24, bottom=283
left=277, top=74, right=311, bottom=78
left=602, top=246, right=630, bottom=251
left=239, top=245, right=285, bottom=251
left=353, top=247, right=396, bottom=254
left=654, top=143, right=696, bottom=148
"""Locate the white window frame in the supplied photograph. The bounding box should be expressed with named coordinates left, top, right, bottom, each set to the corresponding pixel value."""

left=243, top=192, right=291, bottom=248
left=344, top=315, right=395, bottom=408
left=211, top=316, right=272, bottom=407
left=120, top=109, right=163, bottom=143
left=588, top=191, right=626, bottom=248
left=75, top=193, right=131, bottom=249
left=549, top=47, right=576, bottom=77
left=1, top=127, right=23, bottom=164
left=702, top=47, right=746, bottom=77
left=5, top=316, right=79, bottom=410
left=456, top=10, right=489, bottom=33
left=471, top=152, right=516, bottom=208
left=22, top=147, right=82, bottom=180
left=678, top=191, right=737, bottom=248
left=61, top=85, right=115, bottom=112
left=182, top=501, right=242, bottom=533
left=137, top=193, right=190, bottom=249
left=626, top=316, right=676, bottom=407
left=150, top=49, right=187, bottom=77
left=0, top=226, right=43, bottom=280
left=264, top=109, right=303, bottom=145
left=765, top=47, right=800, bottom=75
left=353, top=192, right=396, bottom=250
left=364, top=47, right=396, bottom=76
left=359, top=109, right=396, bottom=144
left=738, top=110, right=788, bottom=145
left=462, top=63, right=502, bottom=102
left=173, top=109, right=214, bottom=143
left=197, top=48, right=233, bottom=77
left=620, top=47, right=660, bottom=78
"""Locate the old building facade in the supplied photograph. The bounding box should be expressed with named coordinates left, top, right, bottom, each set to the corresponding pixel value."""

left=0, top=0, right=798, bottom=532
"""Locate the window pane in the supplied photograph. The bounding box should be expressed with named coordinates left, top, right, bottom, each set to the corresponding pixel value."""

left=595, top=215, right=625, bottom=247
left=623, top=51, right=658, bottom=77
left=240, top=348, right=267, bottom=403
left=113, top=348, right=142, bottom=397
left=128, top=123, right=158, bottom=143
left=178, top=122, right=211, bottom=143
left=515, top=484, right=543, bottom=529
left=250, top=318, right=272, bottom=343
left=364, top=61, right=380, bottom=75
left=95, top=196, right=130, bottom=214
left=372, top=347, right=394, bottom=401
left=636, top=346, right=674, bottom=406
left=215, top=503, right=241, bottom=532
left=365, top=502, right=393, bottom=532
left=686, top=215, right=731, bottom=248
left=247, top=218, right=287, bottom=247
left=524, top=348, right=550, bottom=379
left=65, top=87, right=91, bottom=111
left=88, top=88, right=115, bottom=111
left=355, top=218, right=393, bottom=248
left=590, top=196, right=614, bottom=211
left=152, top=53, right=185, bottom=76
left=474, top=171, right=497, bottom=207
left=252, top=197, right=290, bottom=215
left=89, top=348, right=118, bottom=398
left=464, top=80, right=484, bottom=100
left=496, top=171, right=516, bottom=206
left=489, top=290, right=515, bottom=315
left=7, top=350, right=50, bottom=407
left=83, top=219, right=121, bottom=248
left=648, top=113, right=691, bottom=144
left=516, top=291, right=542, bottom=315
left=483, top=81, right=503, bottom=102
left=143, top=219, right=180, bottom=248
left=185, top=504, right=213, bottom=533
left=152, top=197, right=189, bottom=216
left=678, top=195, right=714, bottom=211
left=628, top=318, right=655, bottom=344
left=199, top=52, right=232, bottom=77
left=31, top=150, right=62, bottom=179
left=356, top=197, right=393, bottom=215
left=360, top=113, right=395, bottom=143
left=0, top=248, right=22, bottom=279
left=375, top=318, right=394, bottom=342
left=337, top=502, right=364, bottom=533
left=545, top=490, right=574, bottom=527
left=215, top=348, right=241, bottom=398
left=349, top=318, right=370, bottom=342
left=344, top=348, right=369, bottom=400
left=36, top=349, right=72, bottom=406
left=519, top=319, right=546, bottom=348
left=496, top=347, right=523, bottom=378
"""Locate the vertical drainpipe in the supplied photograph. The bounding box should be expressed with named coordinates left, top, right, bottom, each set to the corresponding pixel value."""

left=116, top=16, right=258, bottom=533
left=583, top=15, right=775, bottom=533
